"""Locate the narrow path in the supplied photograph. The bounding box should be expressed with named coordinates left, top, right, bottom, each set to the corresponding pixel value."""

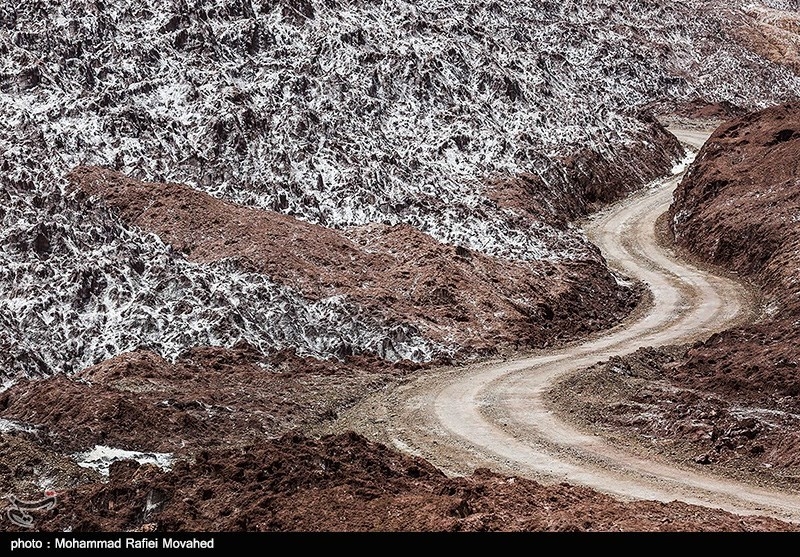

left=339, top=129, right=800, bottom=523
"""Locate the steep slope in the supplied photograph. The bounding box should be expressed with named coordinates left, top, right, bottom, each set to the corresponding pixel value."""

left=670, top=103, right=800, bottom=321
left=666, top=104, right=800, bottom=429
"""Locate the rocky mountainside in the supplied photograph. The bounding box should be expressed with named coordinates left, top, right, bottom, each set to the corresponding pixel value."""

left=3, top=0, right=800, bottom=380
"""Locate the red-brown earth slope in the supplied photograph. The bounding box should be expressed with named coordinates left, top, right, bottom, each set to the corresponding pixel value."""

left=1, top=428, right=792, bottom=532
left=6, top=344, right=793, bottom=531
left=670, top=103, right=800, bottom=406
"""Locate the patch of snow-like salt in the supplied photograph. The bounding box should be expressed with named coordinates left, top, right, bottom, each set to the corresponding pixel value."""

left=0, top=180, right=445, bottom=382
left=72, top=445, right=175, bottom=477
left=10, top=0, right=794, bottom=263
left=0, top=418, right=37, bottom=434
left=671, top=151, right=698, bottom=175
left=1, top=0, right=798, bottom=381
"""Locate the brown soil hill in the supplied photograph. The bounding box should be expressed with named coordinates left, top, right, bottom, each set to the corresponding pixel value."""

left=0, top=346, right=416, bottom=456
left=668, top=102, right=800, bottom=407
left=6, top=347, right=792, bottom=532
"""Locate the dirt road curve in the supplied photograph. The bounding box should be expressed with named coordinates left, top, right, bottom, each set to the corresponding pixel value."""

left=338, top=128, right=800, bottom=523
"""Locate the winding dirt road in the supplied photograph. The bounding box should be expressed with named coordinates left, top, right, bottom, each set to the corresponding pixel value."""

left=338, top=129, right=800, bottom=523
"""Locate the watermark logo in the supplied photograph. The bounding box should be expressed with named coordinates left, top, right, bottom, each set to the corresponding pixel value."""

left=6, top=490, right=57, bottom=529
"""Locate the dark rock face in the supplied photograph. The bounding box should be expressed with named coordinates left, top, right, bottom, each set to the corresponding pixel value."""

left=2, top=0, right=715, bottom=264
left=0, top=177, right=441, bottom=380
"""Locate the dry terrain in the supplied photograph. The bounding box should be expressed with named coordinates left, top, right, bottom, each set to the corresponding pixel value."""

left=4, top=0, right=800, bottom=533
